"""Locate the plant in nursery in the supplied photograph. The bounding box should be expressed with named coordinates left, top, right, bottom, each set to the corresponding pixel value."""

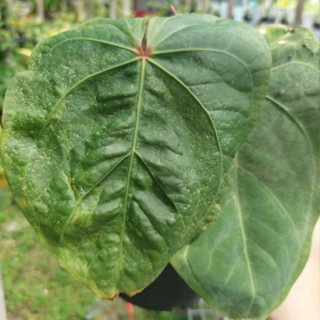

left=0, top=14, right=319, bottom=319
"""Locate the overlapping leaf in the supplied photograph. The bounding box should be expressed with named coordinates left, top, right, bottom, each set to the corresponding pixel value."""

left=1, top=15, right=270, bottom=298
left=171, top=25, right=320, bottom=319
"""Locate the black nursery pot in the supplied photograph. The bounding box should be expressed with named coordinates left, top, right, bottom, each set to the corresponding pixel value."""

left=119, top=264, right=199, bottom=311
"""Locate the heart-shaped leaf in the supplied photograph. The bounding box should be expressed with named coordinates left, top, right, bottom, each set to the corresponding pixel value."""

left=0, top=15, right=271, bottom=298
left=171, top=25, right=320, bottom=319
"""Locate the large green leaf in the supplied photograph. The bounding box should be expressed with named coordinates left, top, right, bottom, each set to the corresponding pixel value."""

left=171, top=25, right=320, bottom=319
left=0, top=15, right=270, bottom=298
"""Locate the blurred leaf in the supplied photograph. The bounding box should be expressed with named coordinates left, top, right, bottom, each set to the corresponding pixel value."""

left=15, top=47, right=32, bottom=57
left=171, top=25, right=320, bottom=320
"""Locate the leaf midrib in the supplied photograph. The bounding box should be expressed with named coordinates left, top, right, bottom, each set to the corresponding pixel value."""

left=234, top=156, right=256, bottom=312
left=116, top=58, right=146, bottom=285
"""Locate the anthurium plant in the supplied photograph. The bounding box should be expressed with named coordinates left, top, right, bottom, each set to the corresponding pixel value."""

left=0, top=14, right=319, bottom=320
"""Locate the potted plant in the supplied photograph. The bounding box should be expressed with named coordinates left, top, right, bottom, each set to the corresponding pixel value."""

left=120, top=263, right=200, bottom=310
left=0, top=14, right=319, bottom=320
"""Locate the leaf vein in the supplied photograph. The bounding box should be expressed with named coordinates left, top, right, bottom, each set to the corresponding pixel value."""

left=266, top=94, right=317, bottom=214
left=51, top=34, right=136, bottom=53
left=134, top=151, right=186, bottom=231
left=148, top=58, right=224, bottom=197
left=266, top=95, right=312, bottom=144
left=43, top=58, right=139, bottom=132
left=234, top=156, right=256, bottom=312
left=272, top=61, right=320, bottom=73
left=238, top=165, right=301, bottom=246
left=23, top=58, right=139, bottom=204
left=59, top=154, right=130, bottom=243
left=152, top=23, right=214, bottom=49
left=116, top=59, right=146, bottom=283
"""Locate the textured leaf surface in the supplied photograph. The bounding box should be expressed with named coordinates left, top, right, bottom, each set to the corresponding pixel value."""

left=171, top=25, right=320, bottom=319
left=1, top=15, right=270, bottom=298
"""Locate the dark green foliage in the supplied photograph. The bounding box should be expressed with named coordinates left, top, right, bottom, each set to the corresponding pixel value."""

left=1, top=14, right=270, bottom=299
left=171, top=25, right=320, bottom=319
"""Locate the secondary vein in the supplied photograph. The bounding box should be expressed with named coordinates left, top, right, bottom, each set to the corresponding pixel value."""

left=51, top=38, right=136, bottom=53
left=59, top=154, right=130, bottom=243
left=271, top=61, right=320, bottom=73
left=23, top=58, right=139, bottom=204
left=148, top=58, right=224, bottom=197
left=134, top=151, right=186, bottom=231
left=151, top=48, right=253, bottom=80
left=265, top=95, right=312, bottom=149
left=238, top=165, right=301, bottom=246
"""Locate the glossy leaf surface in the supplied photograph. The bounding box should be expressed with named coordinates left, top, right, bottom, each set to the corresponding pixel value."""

left=171, top=25, right=320, bottom=319
left=1, top=15, right=271, bottom=298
